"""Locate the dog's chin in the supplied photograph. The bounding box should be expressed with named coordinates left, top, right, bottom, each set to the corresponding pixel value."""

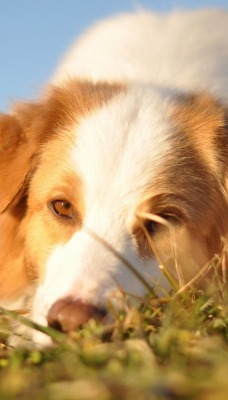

left=32, top=330, right=53, bottom=348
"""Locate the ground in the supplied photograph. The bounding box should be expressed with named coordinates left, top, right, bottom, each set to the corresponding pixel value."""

left=1, top=268, right=228, bottom=400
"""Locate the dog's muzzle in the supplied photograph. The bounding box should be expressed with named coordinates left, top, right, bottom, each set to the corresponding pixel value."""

left=47, top=297, right=107, bottom=332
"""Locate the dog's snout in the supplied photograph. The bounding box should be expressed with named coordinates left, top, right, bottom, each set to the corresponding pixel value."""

left=47, top=298, right=107, bottom=332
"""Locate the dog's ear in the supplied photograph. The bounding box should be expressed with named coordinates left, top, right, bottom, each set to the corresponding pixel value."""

left=0, top=96, right=57, bottom=213
left=0, top=112, right=35, bottom=212
left=0, top=94, right=65, bottom=301
left=171, top=93, right=228, bottom=261
left=173, top=93, right=228, bottom=178
left=0, top=107, right=44, bottom=302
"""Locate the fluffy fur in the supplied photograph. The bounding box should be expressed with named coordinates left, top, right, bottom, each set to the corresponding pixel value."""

left=0, top=9, right=228, bottom=346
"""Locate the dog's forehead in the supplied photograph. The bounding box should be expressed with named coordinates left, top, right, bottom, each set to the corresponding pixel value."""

left=71, top=86, right=174, bottom=212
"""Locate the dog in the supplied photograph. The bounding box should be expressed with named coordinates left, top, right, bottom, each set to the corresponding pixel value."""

left=0, top=9, right=228, bottom=346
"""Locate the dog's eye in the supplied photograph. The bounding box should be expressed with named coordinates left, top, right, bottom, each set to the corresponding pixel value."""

left=145, top=213, right=177, bottom=235
left=145, top=220, right=159, bottom=235
left=50, top=200, right=73, bottom=219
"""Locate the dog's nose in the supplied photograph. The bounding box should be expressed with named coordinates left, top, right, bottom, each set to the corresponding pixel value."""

left=47, top=298, right=107, bottom=332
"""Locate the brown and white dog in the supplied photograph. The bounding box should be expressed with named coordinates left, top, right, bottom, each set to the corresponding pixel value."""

left=0, top=9, right=228, bottom=345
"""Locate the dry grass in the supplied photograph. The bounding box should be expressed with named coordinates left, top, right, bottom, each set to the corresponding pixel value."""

left=1, top=228, right=228, bottom=399
left=1, top=274, right=228, bottom=399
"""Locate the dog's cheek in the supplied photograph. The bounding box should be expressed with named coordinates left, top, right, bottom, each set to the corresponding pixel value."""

left=24, top=202, right=76, bottom=281
left=153, top=226, right=209, bottom=286
left=24, top=215, right=58, bottom=283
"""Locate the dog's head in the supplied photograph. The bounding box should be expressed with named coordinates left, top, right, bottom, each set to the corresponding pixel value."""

left=1, top=80, right=228, bottom=345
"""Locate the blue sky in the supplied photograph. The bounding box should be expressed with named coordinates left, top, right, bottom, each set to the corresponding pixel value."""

left=0, top=0, right=227, bottom=111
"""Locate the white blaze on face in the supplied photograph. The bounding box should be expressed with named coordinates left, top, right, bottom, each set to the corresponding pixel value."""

left=32, top=86, right=174, bottom=339
left=74, top=86, right=173, bottom=208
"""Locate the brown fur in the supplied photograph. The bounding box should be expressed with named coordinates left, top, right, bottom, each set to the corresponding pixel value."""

left=172, top=93, right=228, bottom=177
left=23, top=143, right=85, bottom=282
left=0, top=80, right=124, bottom=301
left=132, top=94, right=228, bottom=283
left=1, top=85, right=228, bottom=301
left=171, top=94, right=228, bottom=258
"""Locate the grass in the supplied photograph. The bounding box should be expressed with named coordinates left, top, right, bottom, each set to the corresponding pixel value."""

left=1, top=229, right=228, bottom=400
left=1, top=281, right=228, bottom=400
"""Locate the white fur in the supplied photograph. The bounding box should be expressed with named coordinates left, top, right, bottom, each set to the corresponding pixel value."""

left=32, top=86, right=174, bottom=344
left=21, top=10, right=228, bottom=345
left=53, top=9, right=228, bottom=102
